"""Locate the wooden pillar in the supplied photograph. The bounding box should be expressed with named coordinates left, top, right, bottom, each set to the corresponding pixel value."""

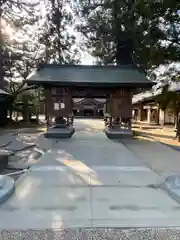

left=108, top=89, right=132, bottom=128
left=71, top=115, right=74, bottom=125
left=44, top=88, right=53, bottom=127
left=109, top=117, right=112, bottom=127
left=147, top=106, right=151, bottom=123
left=44, top=87, right=74, bottom=127
left=138, top=104, right=143, bottom=121
left=159, top=109, right=165, bottom=126
left=67, top=116, right=69, bottom=125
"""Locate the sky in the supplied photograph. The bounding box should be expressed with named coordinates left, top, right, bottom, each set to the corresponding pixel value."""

left=65, top=1, right=95, bottom=65
left=68, top=26, right=95, bottom=64
left=2, top=0, right=95, bottom=65
left=39, top=0, right=95, bottom=64
left=79, top=49, right=95, bottom=64
left=3, top=0, right=179, bottom=70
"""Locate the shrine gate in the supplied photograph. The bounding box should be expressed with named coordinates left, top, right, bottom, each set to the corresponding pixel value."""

left=27, top=64, right=153, bottom=138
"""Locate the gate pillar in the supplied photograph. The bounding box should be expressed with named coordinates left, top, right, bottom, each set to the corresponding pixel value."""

left=44, top=87, right=75, bottom=138
left=104, top=89, right=133, bottom=138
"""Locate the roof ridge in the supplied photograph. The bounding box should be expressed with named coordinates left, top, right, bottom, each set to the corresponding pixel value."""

left=39, top=63, right=138, bottom=70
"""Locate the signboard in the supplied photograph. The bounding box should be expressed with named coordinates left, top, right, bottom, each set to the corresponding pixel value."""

left=83, top=105, right=94, bottom=109
left=54, top=102, right=65, bottom=110
left=60, top=103, right=65, bottom=109
left=54, top=103, right=59, bottom=110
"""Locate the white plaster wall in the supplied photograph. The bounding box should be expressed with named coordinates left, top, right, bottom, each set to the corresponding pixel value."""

left=164, top=109, right=175, bottom=124
left=159, top=109, right=165, bottom=125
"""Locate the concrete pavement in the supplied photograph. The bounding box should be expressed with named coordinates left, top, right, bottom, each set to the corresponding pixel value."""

left=0, top=175, right=15, bottom=204
left=133, top=124, right=180, bottom=151
left=1, top=119, right=180, bottom=230
left=120, top=138, right=180, bottom=177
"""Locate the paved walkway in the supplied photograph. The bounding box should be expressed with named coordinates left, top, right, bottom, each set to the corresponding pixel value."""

left=1, top=119, right=180, bottom=229
left=133, top=125, right=180, bottom=151
left=120, top=138, right=180, bottom=177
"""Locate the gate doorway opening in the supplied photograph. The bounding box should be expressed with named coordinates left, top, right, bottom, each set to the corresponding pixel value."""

left=83, top=109, right=94, bottom=116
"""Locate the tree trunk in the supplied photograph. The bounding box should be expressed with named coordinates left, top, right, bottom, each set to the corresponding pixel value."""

left=0, top=11, right=4, bottom=90
left=0, top=99, right=8, bottom=127
left=22, top=106, right=29, bottom=122
left=112, top=1, right=134, bottom=65
left=36, top=107, right=39, bottom=123
left=36, top=113, right=39, bottom=121
left=29, top=111, right=32, bottom=121
left=15, top=112, right=19, bottom=121
left=116, top=39, right=134, bottom=65
left=157, top=108, right=160, bottom=125
left=174, top=111, right=179, bottom=129
left=9, top=109, right=13, bottom=120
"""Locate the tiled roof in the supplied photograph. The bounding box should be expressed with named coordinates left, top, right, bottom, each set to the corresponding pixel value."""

left=133, top=82, right=180, bottom=104
left=27, top=64, right=153, bottom=87
left=0, top=89, right=9, bottom=95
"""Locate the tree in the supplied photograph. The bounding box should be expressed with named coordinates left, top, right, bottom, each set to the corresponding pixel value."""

left=0, top=0, right=45, bottom=123
left=0, top=0, right=40, bottom=89
left=75, top=0, right=180, bottom=71
left=0, top=0, right=41, bottom=124
left=4, top=38, right=45, bottom=121
left=1, top=0, right=81, bottom=123
left=13, top=87, right=44, bottom=123
left=39, top=0, right=80, bottom=64
left=155, top=65, right=180, bottom=125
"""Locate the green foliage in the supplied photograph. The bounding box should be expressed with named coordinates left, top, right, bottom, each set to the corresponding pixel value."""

left=39, top=0, right=80, bottom=64
left=75, top=0, right=180, bottom=70
left=156, top=66, right=180, bottom=117
left=0, top=0, right=44, bottom=122
left=0, top=0, right=80, bottom=122
left=156, top=85, right=173, bottom=110
left=169, top=93, right=180, bottom=116
left=0, top=0, right=41, bottom=87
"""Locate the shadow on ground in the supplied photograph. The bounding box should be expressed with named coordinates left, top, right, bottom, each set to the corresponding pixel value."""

left=133, top=131, right=180, bottom=152
left=134, top=130, right=174, bottom=140
left=74, top=120, right=104, bottom=133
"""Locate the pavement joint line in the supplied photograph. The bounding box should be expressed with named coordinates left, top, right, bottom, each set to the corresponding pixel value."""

left=30, top=165, right=152, bottom=172
left=136, top=131, right=180, bottom=152
left=119, top=138, right=161, bottom=176
left=4, top=169, right=29, bottom=176
left=0, top=175, right=15, bottom=204
left=90, top=166, right=151, bottom=171
left=157, top=141, right=180, bottom=152
left=28, top=184, right=161, bottom=188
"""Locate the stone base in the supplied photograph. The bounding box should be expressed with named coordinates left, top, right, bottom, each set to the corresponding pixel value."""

left=0, top=175, right=15, bottom=204
left=53, top=123, right=67, bottom=128
left=162, top=175, right=180, bottom=204
left=104, top=127, right=133, bottom=139
left=44, top=126, right=75, bottom=139
left=0, top=151, right=11, bottom=171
